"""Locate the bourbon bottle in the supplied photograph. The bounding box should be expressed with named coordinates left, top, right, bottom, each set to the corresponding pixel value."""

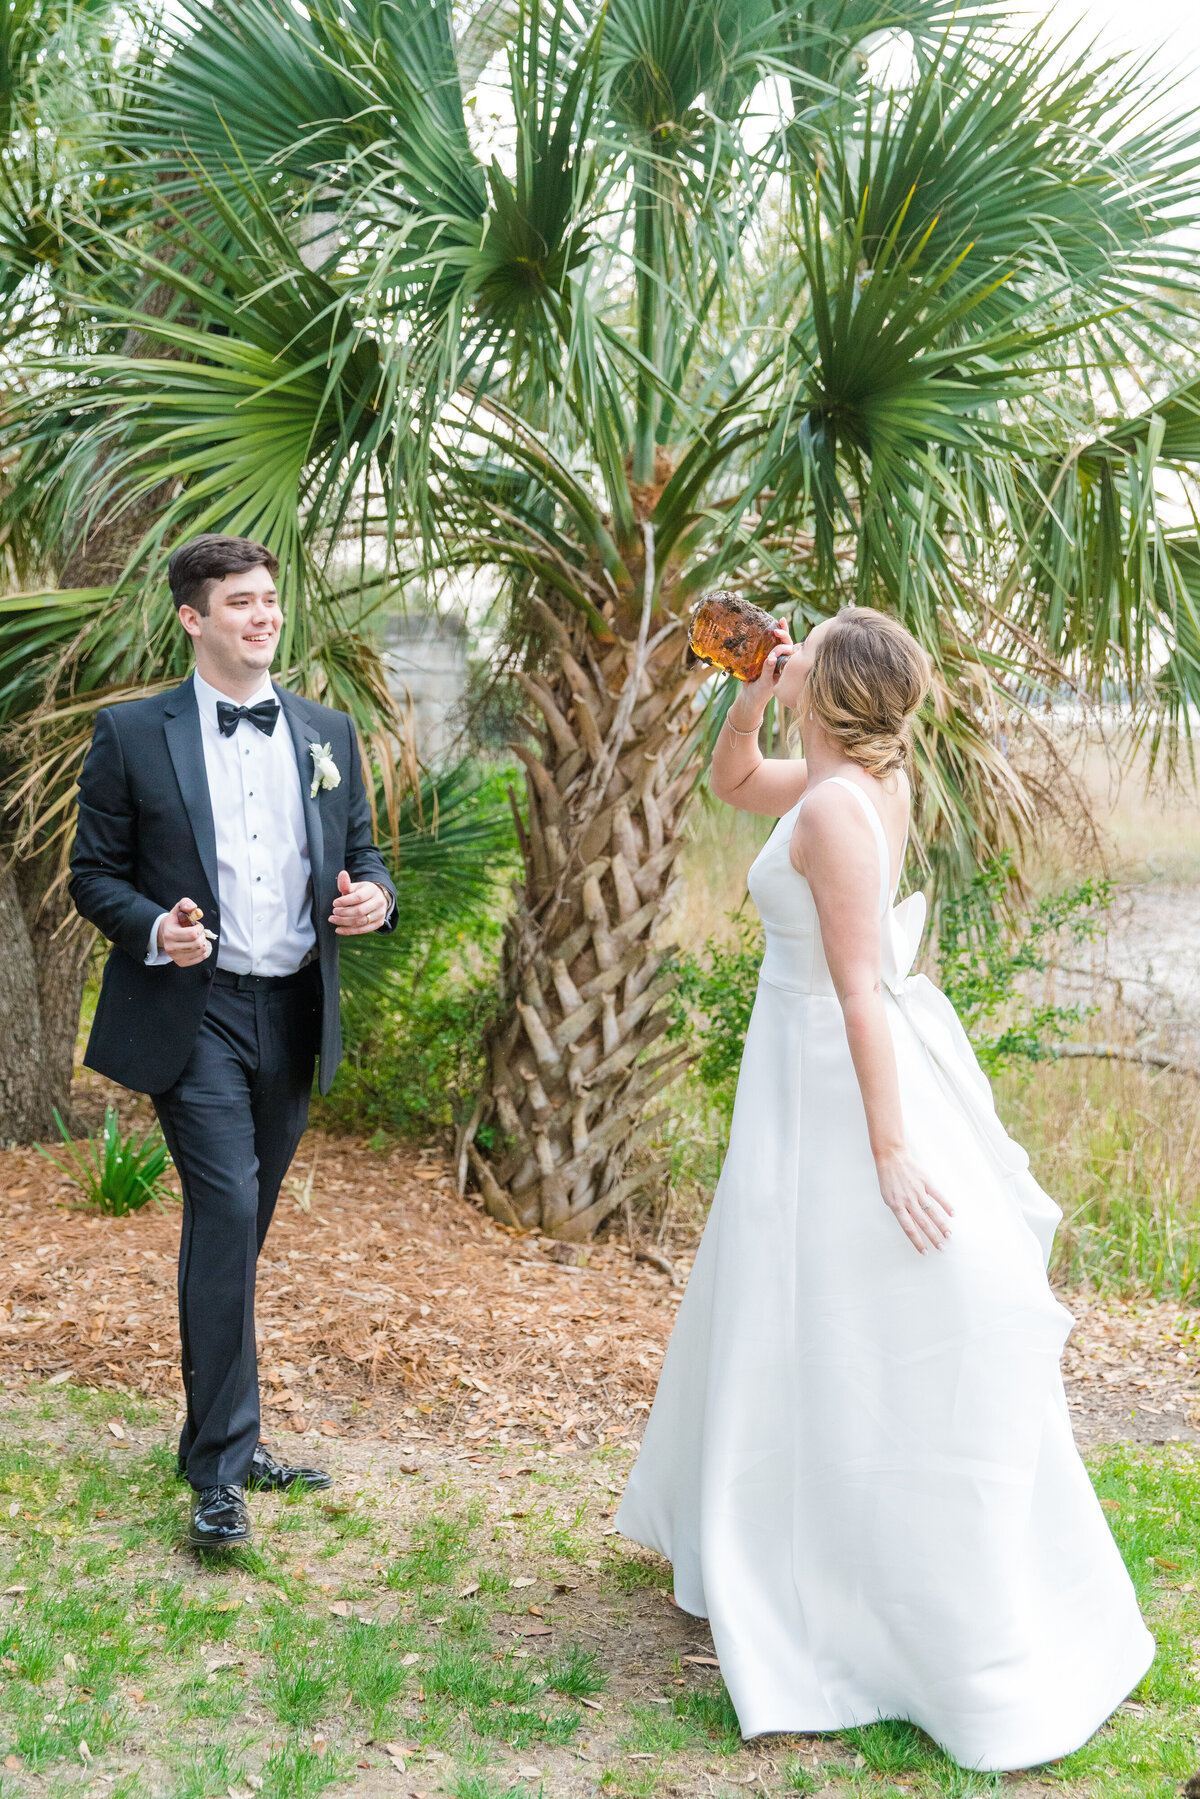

left=688, top=590, right=784, bottom=682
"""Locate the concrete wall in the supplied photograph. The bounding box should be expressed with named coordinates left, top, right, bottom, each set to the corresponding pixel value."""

left=381, top=612, right=470, bottom=766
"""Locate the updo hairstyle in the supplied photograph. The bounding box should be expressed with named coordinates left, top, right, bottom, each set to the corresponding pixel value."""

left=805, top=607, right=932, bottom=780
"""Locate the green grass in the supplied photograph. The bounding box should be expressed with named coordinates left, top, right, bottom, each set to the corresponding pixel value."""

left=338, top=1619, right=411, bottom=1733
left=4, top=1328, right=1200, bottom=1798
left=602, top=1551, right=672, bottom=1594
left=385, top=1506, right=477, bottom=1590
left=260, top=1738, right=348, bottom=1799
left=545, top=1641, right=607, bottom=1698
left=171, top=1741, right=250, bottom=1799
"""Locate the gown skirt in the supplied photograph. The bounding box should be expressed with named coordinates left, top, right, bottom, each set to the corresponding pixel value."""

left=616, top=778, right=1153, bottom=1771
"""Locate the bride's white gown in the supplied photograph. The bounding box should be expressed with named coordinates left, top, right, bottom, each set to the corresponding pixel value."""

left=617, top=777, right=1153, bottom=1771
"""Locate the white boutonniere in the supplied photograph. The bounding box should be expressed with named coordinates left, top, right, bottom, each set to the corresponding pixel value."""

left=309, top=741, right=341, bottom=798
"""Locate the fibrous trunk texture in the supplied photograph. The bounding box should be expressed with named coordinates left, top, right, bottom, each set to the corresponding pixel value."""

left=472, top=597, right=710, bottom=1239
left=0, top=864, right=52, bottom=1143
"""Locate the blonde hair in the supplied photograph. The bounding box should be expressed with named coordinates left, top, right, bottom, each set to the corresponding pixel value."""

left=806, top=608, right=932, bottom=779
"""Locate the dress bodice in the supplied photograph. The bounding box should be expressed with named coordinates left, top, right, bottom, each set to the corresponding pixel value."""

left=748, top=775, right=918, bottom=998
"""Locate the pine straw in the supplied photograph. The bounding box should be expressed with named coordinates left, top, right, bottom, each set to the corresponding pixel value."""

left=0, top=1131, right=689, bottom=1448
left=0, top=1125, right=1196, bottom=1452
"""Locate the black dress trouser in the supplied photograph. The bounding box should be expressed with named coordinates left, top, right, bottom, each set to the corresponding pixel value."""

left=152, top=963, right=321, bottom=1491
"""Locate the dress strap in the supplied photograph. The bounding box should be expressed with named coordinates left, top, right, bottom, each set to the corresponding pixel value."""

left=823, top=775, right=892, bottom=918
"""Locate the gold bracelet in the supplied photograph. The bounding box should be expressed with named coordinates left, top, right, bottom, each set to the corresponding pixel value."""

left=726, top=715, right=762, bottom=739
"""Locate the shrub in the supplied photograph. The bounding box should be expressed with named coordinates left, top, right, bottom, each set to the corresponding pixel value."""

left=317, top=760, right=516, bottom=1139
left=670, top=912, right=763, bottom=1122
left=936, top=854, right=1113, bottom=1074
left=39, top=1106, right=175, bottom=1215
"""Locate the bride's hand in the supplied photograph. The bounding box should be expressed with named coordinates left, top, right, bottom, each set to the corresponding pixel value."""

left=727, top=621, right=793, bottom=729
left=874, top=1148, right=953, bottom=1253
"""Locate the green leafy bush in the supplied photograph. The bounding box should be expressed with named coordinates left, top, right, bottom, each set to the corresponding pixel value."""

left=670, top=913, right=763, bottom=1121
left=936, top=854, right=1113, bottom=1074
left=39, top=1107, right=175, bottom=1215
left=317, top=760, right=516, bottom=1140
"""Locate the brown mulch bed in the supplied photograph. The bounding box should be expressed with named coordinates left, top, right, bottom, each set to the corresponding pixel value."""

left=0, top=1107, right=1196, bottom=1452
left=0, top=1127, right=687, bottom=1448
left=1062, top=1290, right=1200, bottom=1447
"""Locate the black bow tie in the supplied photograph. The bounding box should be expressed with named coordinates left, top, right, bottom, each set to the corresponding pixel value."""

left=216, top=699, right=279, bottom=739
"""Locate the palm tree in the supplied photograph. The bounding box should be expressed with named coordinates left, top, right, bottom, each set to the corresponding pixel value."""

left=0, top=0, right=173, bottom=1138
left=7, top=0, right=1200, bottom=1235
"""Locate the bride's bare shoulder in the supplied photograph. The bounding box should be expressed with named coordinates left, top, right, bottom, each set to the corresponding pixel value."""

left=789, top=777, right=878, bottom=876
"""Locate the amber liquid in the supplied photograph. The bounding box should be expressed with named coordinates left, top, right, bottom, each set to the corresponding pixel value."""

left=688, top=592, right=783, bottom=682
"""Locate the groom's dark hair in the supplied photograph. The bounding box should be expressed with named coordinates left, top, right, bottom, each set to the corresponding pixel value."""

left=168, top=534, right=279, bottom=616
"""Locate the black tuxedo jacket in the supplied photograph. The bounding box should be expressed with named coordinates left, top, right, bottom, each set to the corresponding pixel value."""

left=68, top=678, right=397, bottom=1096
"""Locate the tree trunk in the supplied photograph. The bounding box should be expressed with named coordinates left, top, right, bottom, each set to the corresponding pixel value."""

left=0, top=863, right=53, bottom=1142
left=13, top=855, right=94, bottom=1130
left=471, top=583, right=710, bottom=1239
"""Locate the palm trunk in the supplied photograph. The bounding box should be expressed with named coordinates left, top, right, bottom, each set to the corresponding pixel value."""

left=471, top=581, right=709, bottom=1239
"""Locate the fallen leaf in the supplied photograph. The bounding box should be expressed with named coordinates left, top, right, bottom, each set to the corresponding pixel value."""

left=77, top=1741, right=92, bottom=1763
left=129, top=1689, right=145, bottom=1704
left=400, top=1652, right=421, bottom=1667
left=319, top=1420, right=340, bottom=1437
left=63, top=1652, right=78, bottom=1672
left=517, top=1769, right=541, bottom=1780
left=458, top=1582, right=480, bottom=1599
left=511, top=1576, right=536, bottom=1588
left=45, top=1371, right=70, bottom=1388
left=1152, top=1557, right=1182, bottom=1570
left=2, top=1586, right=26, bottom=1595
left=682, top=1654, right=720, bottom=1667
left=515, top=1619, right=552, bottom=1638
left=106, top=1421, right=126, bottom=1440
left=580, top=1697, right=603, bottom=1712
left=2, top=1755, right=19, bottom=1770
left=399, top=1462, right=421, bottom=1476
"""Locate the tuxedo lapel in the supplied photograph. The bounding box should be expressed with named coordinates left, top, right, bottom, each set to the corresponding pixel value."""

left=163, top=679, right=219, bottom=910
left=276, top=686, right=326, bottom=886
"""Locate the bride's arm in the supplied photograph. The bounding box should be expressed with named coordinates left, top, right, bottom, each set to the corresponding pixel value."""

left=797, top=786, right=953, bottom=1255
left=710, top=633, right=809, bottom=817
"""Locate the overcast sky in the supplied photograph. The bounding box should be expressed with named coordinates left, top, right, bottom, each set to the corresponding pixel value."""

left=1051, top=0, right=1200, bottom=91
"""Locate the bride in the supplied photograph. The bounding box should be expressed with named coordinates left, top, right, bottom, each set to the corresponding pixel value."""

left=616, top=606, right=1152, bottom=1771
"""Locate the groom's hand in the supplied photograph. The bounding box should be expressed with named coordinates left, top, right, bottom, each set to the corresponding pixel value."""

left=158, top=898, right=211, bottom=967
left=330, top=870, right=390, bottom=935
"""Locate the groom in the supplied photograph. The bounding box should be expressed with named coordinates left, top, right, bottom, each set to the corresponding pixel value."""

left=69, top=534, right=397, bottom=1547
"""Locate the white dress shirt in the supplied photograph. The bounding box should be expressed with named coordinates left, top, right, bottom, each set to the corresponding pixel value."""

left=147, top=670, right=316, bottom=975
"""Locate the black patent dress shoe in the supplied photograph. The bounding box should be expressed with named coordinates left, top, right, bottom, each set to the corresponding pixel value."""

left=248, top=1442, right=332, bottom=1493
left=187, top=1485, right=252, bottom=1549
